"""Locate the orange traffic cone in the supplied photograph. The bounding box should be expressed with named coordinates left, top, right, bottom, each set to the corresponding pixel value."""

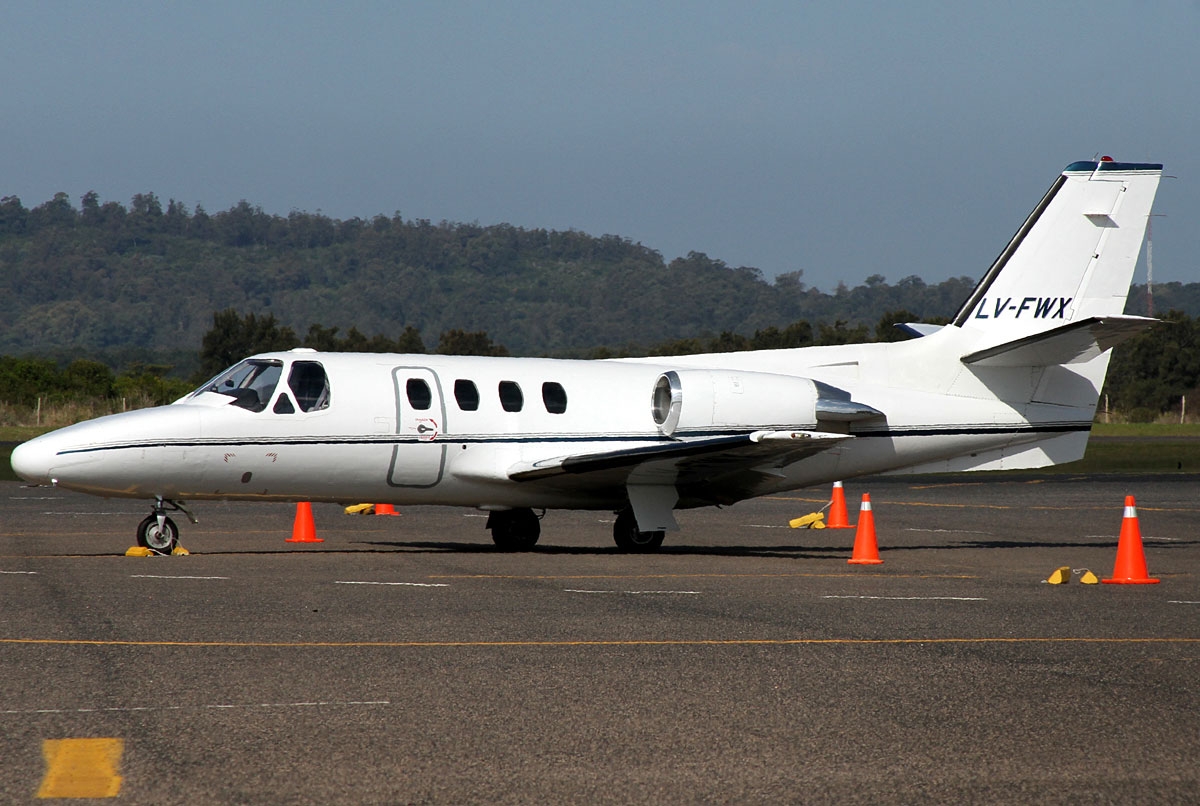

left=1102, top=495, right=1158, bottom=584
left=827, top=481, right=852, bottom=528
left=847, top=493, right=882, bottom=565
left=286, top=502, right=323, bottom=543
left=374, top=503, right=400, bottom=516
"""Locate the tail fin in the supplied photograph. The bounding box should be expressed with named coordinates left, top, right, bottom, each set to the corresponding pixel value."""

left=953, top=159, right=1162, bottom=342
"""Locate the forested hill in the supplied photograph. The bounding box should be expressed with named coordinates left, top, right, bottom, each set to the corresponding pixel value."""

left=0, top=191, right=1189, bottom=369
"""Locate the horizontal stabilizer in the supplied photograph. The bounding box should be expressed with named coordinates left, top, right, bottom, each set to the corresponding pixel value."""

left=961, top=315, right=1157, bottom=367
left=895, top=323, right=945, bottom=338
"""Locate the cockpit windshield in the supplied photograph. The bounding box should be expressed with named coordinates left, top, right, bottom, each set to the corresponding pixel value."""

left=193, top=359, right=283, bottom=412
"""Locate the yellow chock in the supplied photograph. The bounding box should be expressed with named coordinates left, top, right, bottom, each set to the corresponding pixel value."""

left=344, top=503, right=375, bottom=515
left=124, top=546, right=153, bottom=557
left=1079, top=570, right=1099, bottom=585
left=171, top=546, right=190, bottom=556
left=789, top=512, right=826, bottom=529
left=1046, top=566, right=1071, bottom=585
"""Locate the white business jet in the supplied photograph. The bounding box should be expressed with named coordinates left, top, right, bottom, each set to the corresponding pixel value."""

left=11, top=159, right=1162, bottom=553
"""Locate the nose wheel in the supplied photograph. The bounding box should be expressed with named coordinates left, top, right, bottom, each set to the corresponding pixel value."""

left=137, top=514, right=179, bottom=553
left=136, top=498, right=197, bottom=554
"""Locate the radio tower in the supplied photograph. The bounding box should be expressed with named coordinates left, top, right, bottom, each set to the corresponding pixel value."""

left=1146, top=216, right=1155, bottom=316
left=1146, top=214, right=1165, bottom=316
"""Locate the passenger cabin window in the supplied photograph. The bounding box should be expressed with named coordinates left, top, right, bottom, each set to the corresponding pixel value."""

left=499, top=381, right=524, bottom=412
left=542, top=382, right=567, bottom=414
left=198, top=359, right=283, bottom=413
left=454, top=379, right=480, bottom=411
left=406, top=378, right=432, bottom=410
left=288, top=361, right=330, bottom=412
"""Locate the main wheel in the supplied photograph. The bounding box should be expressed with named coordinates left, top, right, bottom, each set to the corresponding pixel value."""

left=612, top=508, right=665, bottom=552
left=137, top=514, right=179, bottom=554
left=487, top=508, right=541, bottom=551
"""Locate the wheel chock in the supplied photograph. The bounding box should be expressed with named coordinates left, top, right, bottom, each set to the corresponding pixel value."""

left=1079, top=570, right=1099, bottom=585
left=344, top=504, right=375, bottom=515
left=789, top=512, right=826, bottom=529
left=125, top=547, right=154, bottom=557
left=171, top=546, right=190, bottom=556
left=1046, top=566, right=1071, bottom=584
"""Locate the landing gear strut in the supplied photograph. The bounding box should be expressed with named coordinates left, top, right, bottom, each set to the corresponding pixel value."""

left=136, top=498, right=197, bottom=554
left=613, top=508, right=665, bottom=552
left=487, top=508, right=541, bottom=551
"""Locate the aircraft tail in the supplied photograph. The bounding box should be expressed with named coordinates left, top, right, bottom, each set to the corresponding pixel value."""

left=900, top=158, right=1163, bottom=473
left=952, top=158, right=1162, bottom=345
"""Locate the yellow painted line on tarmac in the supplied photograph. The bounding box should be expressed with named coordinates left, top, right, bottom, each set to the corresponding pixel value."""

left=426, top=573, right=979, bottom=580
left=37, top=738, right=123, bottom=799
left=4, top=637, right=1198, bottom=649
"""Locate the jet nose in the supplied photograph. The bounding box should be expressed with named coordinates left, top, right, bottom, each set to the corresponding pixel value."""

left=9, top=437, right=57, bottom=485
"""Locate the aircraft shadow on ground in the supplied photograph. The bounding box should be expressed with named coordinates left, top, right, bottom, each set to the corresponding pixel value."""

left=63, top=536, right=1196, bottom=559
left=341, top=535, right=1200, bottom=558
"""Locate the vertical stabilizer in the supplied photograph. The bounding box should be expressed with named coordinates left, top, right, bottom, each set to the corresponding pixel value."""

left=954, top=160, right=1162, bottom=341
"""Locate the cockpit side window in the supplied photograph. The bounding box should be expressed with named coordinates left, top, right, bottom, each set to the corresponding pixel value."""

left=288, top=361, right=330, bottom=412
left=197, top=359, right=283, bottom=412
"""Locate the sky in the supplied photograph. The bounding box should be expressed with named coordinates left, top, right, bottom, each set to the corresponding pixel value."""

left=3, top=1, right=1197, bottom=292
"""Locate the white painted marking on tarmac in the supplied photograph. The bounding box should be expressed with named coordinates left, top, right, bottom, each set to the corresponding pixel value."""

left=748, top=524, right=788, bottom=529
left=0, top=571, right=37, bottom=575
left=822, top=595, right=987, bottom=601
left=335, top=580, right=449, bottom=587
left=130, top=575, right=230, bottom=580
left=1087, top=534, right=1179, bottom=542
left=1168, top=600, right=1200, bottom=605
left=904, top=528, right=990, bottom=535
left=1, top=700, right=390, bottom=716
left=565, top=589, right=701, bottom=595
left=627, top=590, right=701, bottom=595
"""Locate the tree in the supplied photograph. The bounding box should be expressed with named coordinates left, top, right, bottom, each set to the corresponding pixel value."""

left=394, top=325, right=425, bottom=353
left=65, top=359, right=115, bottom=398
left=436, top=329, right=508, bottom=356
left=875, top=310, right=920, bottom=342
left=198, top=309, right=299, bottom=378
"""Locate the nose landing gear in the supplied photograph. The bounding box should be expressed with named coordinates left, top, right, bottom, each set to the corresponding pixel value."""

left=136, top=498, right=198, bottom=554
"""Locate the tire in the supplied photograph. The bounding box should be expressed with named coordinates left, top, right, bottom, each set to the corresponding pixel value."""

left=137, top=514, right=179, bottom=553
left=488, top=508, right=541, bottom=551
left=612, top=508, right=665, bottom=552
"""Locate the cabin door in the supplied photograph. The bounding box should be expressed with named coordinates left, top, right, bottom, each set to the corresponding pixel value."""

left=387, top=367, right=447, bottom=487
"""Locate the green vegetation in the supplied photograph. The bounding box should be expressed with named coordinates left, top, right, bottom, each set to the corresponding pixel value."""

left=0, top=189, right=992, bottom=367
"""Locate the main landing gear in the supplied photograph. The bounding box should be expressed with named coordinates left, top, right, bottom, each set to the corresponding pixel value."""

left=487, top=508, right=542, bottom=551
left=612, top=508, right=665, bottom=552
left=136, top=497, right=197, bottom=554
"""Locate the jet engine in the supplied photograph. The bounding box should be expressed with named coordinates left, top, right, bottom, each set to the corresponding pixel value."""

left=650, top=370, right=822, bottom=436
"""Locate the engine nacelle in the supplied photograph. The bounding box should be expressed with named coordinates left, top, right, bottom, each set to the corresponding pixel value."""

left=650, top=370, right=821, bottom=436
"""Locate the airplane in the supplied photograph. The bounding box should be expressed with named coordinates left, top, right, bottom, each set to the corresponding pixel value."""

left=11, top=158, right=1163, bottom=553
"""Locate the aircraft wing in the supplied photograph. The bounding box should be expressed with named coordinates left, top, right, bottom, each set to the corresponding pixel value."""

left=508, top=430, right=850, bottom=505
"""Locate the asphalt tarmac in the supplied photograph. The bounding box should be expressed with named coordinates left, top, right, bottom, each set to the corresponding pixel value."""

left=2, top=475, right=1198, bottom=804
